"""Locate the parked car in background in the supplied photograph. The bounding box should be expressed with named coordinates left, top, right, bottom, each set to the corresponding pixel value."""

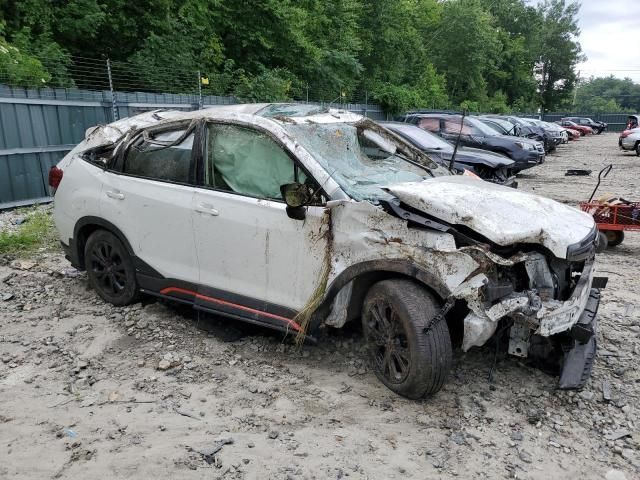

left=399, top=112, right=544, bottom=172
left=484, top=115, right=551, bottom=151
left=525, top=119, right=568, bottom=145
left=558, top=120, right=593, bottom=136
left=477, top=116, right=517, bottom=136
left=50, top=103, right=604, bottom=397
left=563, top=117, right=607, bottom=134
left=382, top=122, right=517, bottom=187
left=625, top=114, right=639, bottom=130
left=619, top=127, right=640, bottom=155
left=560, top=125, right=581, bottom=141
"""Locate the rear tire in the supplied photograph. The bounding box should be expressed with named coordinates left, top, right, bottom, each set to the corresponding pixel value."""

left=605, top=230, right=624, bottom=247
left=84, top=230, right=139, bottom=306
left=596, top=231, right=608, bottom=253
left=635, top=142, right=640, bottom=156
left=362, top=279, right=452, bottom=399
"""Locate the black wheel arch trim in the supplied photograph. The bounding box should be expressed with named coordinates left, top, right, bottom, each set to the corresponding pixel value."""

left=311, top=259, right=451, bottom=328
left=72, top=216, right=162, bottom=278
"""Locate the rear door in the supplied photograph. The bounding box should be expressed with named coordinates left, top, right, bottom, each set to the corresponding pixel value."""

left=100, top=125, right=199, bottom=283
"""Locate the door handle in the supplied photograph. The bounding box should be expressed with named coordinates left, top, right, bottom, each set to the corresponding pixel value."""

left=195, top=203, right=219, bottom=216
left=106, top=190, right=125, bottom=200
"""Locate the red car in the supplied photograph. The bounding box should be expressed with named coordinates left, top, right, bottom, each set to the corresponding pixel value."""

left=561, top=126, right=581, bottom=140
left=558, top=120, right=593, bottom=136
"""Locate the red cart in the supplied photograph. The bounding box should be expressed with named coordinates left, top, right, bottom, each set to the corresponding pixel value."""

left=579, top=165, right=640, bottom=250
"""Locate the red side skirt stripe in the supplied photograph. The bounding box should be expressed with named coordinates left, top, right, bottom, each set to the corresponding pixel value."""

left=159, top=286, right=301, bottom=332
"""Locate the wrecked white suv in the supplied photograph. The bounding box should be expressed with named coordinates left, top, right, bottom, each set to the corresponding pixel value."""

left=50, top=103, right=605, bottom=399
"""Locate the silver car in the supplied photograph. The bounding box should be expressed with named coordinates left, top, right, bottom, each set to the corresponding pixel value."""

left=619, top=127, right=640, bottom=155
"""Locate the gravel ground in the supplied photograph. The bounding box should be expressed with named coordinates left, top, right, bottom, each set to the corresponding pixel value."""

left=0, top=133, right=638, bottom=480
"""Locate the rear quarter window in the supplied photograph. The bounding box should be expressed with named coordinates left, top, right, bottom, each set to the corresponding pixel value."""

left=124, top=130, right=194, bottom=184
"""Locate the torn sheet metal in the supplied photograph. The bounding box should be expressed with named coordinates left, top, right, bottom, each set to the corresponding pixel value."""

left=387, top=177, right=595, bottom=259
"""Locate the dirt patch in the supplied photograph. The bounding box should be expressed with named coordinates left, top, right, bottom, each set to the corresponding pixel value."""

left=0, top=134, right=638, bottom=479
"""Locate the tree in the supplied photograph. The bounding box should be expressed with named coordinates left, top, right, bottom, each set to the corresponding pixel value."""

left=0, top=36, right=51, bottom=87
left=432, top=0, right=500, bottom=105
left=573, top=76, right=640, bottom=113
left=534, top=0, right=584, bottom=113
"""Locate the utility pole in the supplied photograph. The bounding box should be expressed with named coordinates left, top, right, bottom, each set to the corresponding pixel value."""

left=197, top=70, right=203, bottom=110
left=106, top=59, right=119, bottom=121
left=573, top=70, right=581, bottom=109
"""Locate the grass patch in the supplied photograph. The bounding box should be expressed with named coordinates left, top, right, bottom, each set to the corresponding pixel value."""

left=0, top=208, right=58, bottom=256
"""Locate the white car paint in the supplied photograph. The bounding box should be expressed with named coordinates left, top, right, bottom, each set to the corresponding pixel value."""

left=386, top=176, right=595, bottom=259
left=620, top=128, right=640, bottom=151
left=53, top=104, right=600, bottom=359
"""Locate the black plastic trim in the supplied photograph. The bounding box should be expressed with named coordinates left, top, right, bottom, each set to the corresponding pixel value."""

left=558, top=288, right=600, bottom=389
left=566, top=225, right=598, bottom=261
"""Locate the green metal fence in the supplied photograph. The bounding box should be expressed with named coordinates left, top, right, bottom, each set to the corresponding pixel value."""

left=0, top=83, right=633, bottom=209
left=0, top=85, right=385, bottom=209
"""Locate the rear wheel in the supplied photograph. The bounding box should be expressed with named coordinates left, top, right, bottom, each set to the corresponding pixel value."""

left=635, top=142, right=640, bottom=156
left=362, top=279, right=452, bottom=399
left=84, top=230, right=139, bottom=306
left=605, top=230, right=624, bottom=247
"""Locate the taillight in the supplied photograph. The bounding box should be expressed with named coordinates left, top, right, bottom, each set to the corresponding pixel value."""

left=48, top=166, right=64, bottom=193
left=620, top=130, right=631, bottom=138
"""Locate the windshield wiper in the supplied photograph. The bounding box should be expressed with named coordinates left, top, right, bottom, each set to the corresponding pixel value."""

left=394, top=150, right=435, bottom=177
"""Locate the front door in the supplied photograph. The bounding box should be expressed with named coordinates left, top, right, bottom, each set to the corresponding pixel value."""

left=191, top=123, right=328, bottom=328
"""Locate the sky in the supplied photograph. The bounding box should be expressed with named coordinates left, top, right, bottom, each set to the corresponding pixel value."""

left=574, top=1, right=640, bottom=83
left=527, top=0, right=640, bottom=83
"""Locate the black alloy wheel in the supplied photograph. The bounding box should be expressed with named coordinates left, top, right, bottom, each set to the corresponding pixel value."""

left=84, top=230, right=139, bottom=306
left=362, top=280, right=452, bottom=399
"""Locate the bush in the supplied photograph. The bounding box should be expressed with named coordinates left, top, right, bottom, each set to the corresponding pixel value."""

left=0, top=209, right=57, bottom=255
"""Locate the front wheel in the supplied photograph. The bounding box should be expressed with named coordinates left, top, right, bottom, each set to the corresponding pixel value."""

left=362, top=280, right=452, bottom=399
left=84, top=230, right=139, bottom=306
left=635, top=142, right=640, bottom=156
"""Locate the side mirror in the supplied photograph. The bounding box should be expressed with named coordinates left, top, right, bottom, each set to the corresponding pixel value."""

left=280, top=183, right=313, bottom=220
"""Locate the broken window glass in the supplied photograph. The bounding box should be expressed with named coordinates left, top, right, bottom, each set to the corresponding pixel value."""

left=206, top=125, right=297, bottom=200
left=124, top=130, right=194, bottom=183
left=284, top=122, right=445, bottom=202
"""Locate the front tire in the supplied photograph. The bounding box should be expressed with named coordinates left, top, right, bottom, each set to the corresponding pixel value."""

left=362, top=280, right=452, bottom=399
left=84, top=230, right=139, bottom=306
left=635, top=142, right=640, bottom=157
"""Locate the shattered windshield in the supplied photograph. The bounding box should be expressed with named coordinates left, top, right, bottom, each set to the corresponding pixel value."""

left=285, top=121, right=447, bottom=202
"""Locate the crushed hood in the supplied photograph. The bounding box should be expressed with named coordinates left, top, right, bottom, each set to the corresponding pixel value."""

left=387, top=176, right=595, bottom=259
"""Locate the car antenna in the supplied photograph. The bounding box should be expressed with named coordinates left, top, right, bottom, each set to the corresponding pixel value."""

left=449, top=109, right=467, bottom=173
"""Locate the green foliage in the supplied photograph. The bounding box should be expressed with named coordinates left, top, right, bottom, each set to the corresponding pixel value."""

left=371, top=64, right=448, bottom=115
left=0, top=37, right=50, bottom=87
left=573, top=76, right=640, bottom=113
left=0, top=209, right=57, bottom=255
left=534, top=0, right=584, bottom=113
left=235, top=68, right=299, bottom=102
left=0, top=0, right=624, bottom=115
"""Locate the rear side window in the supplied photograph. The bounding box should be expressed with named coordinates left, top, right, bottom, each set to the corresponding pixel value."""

left=124, top=129, right=194, bottom=183
left=444, top=119, right=473, bottom=135
left=419, top=118, right=440, bottom=132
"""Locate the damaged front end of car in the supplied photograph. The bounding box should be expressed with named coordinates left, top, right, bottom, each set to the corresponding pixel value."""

left=319, top=175, right=606, bottom=390
left=449, top=230, right=605, bottom=389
